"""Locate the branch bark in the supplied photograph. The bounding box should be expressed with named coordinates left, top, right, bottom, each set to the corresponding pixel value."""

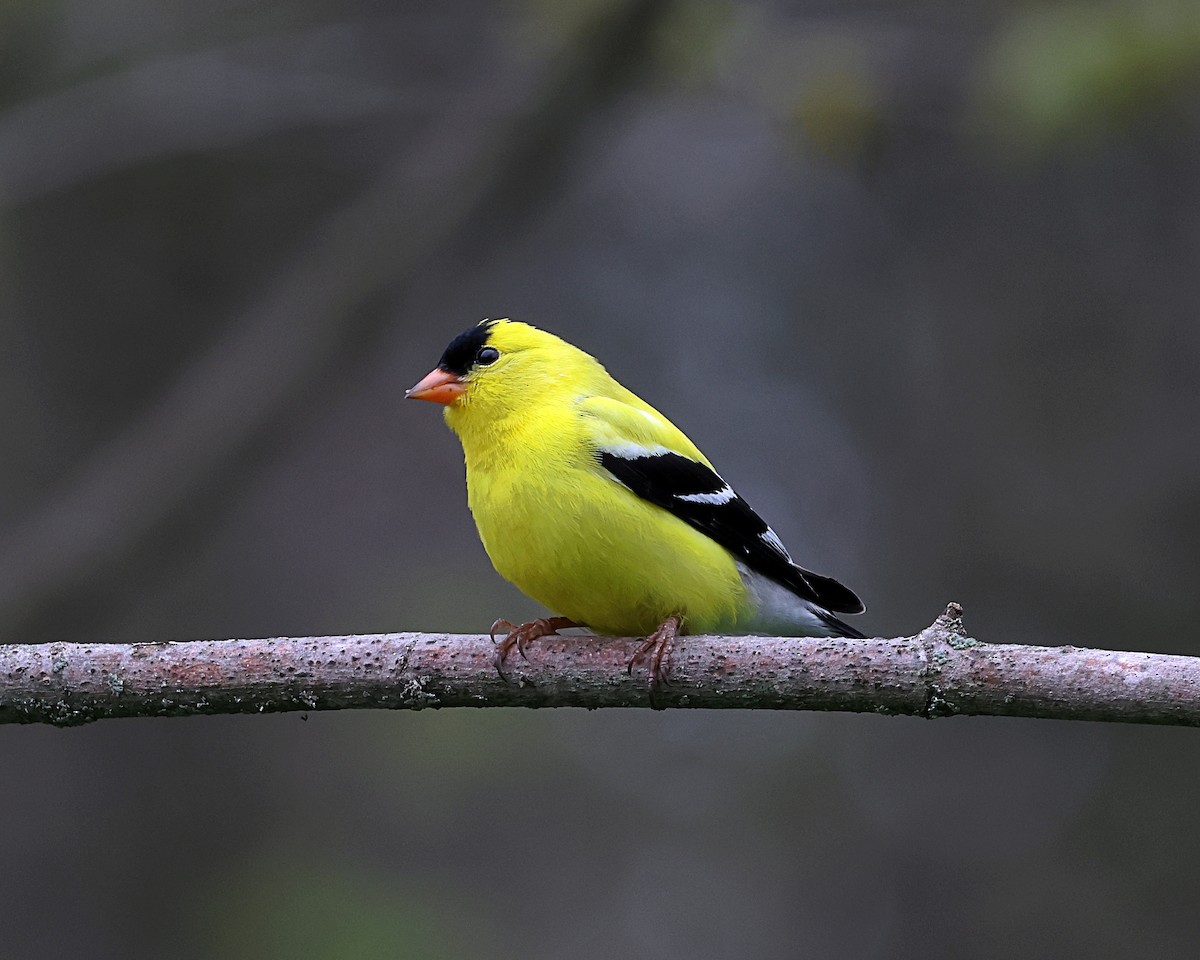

left=3, top=605, right=1198, bottom=727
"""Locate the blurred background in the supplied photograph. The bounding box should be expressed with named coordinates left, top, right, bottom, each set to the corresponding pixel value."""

left=2, top=0, right=1199, bottom=956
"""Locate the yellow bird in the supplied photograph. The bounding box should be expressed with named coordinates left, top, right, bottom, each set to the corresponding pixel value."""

left=407, top=319, right=865, bottom=684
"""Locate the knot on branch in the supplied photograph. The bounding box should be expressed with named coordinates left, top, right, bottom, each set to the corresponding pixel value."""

left=916, top=601, right=974, bottom=719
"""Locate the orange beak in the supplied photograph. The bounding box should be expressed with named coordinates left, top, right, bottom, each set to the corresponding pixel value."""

left=406, top=367, right=466, bottom=405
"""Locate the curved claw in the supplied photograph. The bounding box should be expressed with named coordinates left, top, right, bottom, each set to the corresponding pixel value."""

left=627, top=616, right=681, bottom=703
left=490, top=616, right=579, bottom=682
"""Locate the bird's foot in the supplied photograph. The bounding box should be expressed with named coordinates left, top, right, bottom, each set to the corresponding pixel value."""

left=490, top=616, right=578, bottom=680
left=627, top=616, right=681, bottom=704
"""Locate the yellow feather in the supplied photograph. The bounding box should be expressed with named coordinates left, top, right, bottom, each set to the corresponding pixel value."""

left=441, top=320, right=750, bottom=635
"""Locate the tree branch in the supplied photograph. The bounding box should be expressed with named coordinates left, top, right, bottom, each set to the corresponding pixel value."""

left=3, top=605, right=1198, bottom=727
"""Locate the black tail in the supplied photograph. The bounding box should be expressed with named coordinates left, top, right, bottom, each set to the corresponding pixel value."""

left=792, top=565, right=865, bottom=615
left=814, top=606, right=867, bottom=639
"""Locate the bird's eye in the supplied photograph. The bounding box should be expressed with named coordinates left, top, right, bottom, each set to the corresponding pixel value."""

left=476, top=346, right=500, bottom=366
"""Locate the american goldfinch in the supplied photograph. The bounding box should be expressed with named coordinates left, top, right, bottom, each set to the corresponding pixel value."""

left=407, top=318, right=865, bottom=684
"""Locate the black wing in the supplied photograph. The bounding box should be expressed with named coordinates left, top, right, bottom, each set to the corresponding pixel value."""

left=598, top=450, right=864, bottom=615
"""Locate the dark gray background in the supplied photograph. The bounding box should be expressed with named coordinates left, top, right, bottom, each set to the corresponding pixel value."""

left=2, top=0, right=1198, bottom=957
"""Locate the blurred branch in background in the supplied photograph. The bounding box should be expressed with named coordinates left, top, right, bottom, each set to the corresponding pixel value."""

left=4, top=605, right=1200, bottom=727
left=0, top=44, right=396, bottom=205
left=0, top=0, right=673, bottom=640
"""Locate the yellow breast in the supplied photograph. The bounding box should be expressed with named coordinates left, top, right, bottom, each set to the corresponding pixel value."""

left=436, top=319, right=756, bottom=636
left=456, top=407, right=749, bottom=636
